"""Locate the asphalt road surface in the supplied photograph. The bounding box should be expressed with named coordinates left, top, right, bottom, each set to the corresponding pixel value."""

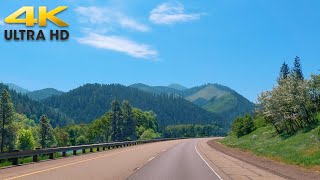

left=0, top=138, right=284, bottom=180
left=128, top=139, right=221, bottom=180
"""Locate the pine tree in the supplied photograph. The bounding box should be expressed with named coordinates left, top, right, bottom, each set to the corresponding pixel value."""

left=39, top=115, right=54, bottom=148
left=0, top=89, right=16, bottom=152
left=122, top=100, right=136, bottom=140
left=278, top=62, right=290, bottom=82
left=292, top=56, right=304, bottom=80
left=111, top=98, right=122, bottom=141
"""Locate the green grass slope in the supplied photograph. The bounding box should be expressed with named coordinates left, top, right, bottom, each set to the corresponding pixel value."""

left=203, top=94, right=237, bottom=113
left=185, top=85, right=229, bottom=102
left=220, top=125, right=320, bottom=169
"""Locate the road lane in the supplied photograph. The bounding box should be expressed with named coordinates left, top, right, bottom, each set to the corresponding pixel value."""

left=0, top=139, right=186, bottom=180
left=128, top=139, right=222, bottom=180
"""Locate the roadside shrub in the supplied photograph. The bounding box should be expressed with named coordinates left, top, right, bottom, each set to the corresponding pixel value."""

left=254, top=115, right=268, bottom=129
left=139, top=129, right=160, bottom=140
left=232, top=114, right=255, bottom=138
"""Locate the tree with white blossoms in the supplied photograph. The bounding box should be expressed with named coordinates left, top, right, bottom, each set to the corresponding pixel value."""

left=309, top=74, right=320, bottom=112
left=258, top=59, right=317, bottom=134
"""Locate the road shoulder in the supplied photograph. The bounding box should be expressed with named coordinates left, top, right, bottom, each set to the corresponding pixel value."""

left=197, top=138, right=285, bottom=180
left=207, top=139, right=320, bottom=180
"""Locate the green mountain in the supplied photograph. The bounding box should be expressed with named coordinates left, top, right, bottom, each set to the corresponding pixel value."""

left=130, top=83, right=181, bottom=95
left=188, top=84, right=254, bottom=123
left=0, top=83, right=73, bottom=127
left=6, top=83, right=30, bottom=94
left=168, top=83, right=187, bottom=91
left=43, top=84, right=225, bottom=129
left=130, top=83, right=254, bottom=125
left=27, top=88, right=64, bottom=100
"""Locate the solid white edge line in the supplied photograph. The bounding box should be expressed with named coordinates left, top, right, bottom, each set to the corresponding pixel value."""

left=195, top=144, right=223, bottom=180
left=148, top=157, right=155, bottom=161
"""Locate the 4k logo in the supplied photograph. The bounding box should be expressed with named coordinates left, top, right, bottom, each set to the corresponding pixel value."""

left=3, top=6, right=69, bottom=41
left=5, top=6, right=69, bottom=27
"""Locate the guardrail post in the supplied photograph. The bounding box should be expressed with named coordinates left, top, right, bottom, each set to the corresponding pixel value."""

left=73, top=150, right=77, bottom=155
left=49, top=153, right=54, bottom=159
left=62, top=151, right=67, bottom=157
left=90, top=148, right=93, bottom=152
left=33, top=155, right=38, bottom=162
left=11, top=150, right=20, bottom=165
left=82, top=149, right=86, bottom=154
left=33, top=148, right=40, bottom=162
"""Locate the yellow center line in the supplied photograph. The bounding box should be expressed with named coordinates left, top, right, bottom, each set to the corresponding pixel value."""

left=4, top=146, right=143, bottom=180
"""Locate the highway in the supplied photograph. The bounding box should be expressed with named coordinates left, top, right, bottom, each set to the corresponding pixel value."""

left=128, top=139, right=221, bottom=180
left=0, top=138, right=284, bottom=180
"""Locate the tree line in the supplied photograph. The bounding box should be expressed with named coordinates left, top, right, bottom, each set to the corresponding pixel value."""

left=163, top=124, right=224, bottom=138
left=0, top=83, right=73, bottom=127
left=0, top=91, right=159, bottom=152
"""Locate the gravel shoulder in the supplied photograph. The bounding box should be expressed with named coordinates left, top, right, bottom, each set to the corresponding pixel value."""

left=208, top=139, right=320, bottom=180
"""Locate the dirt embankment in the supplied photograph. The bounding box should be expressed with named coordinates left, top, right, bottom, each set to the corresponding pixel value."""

left=208, top=139, right=320, bottom=180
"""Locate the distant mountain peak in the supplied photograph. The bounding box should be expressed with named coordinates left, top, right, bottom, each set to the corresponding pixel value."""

left=27, top=88, right=64, bottom=100
left=167, top=83, right=187, bottom=91
left=6, top=83, right=30, bottom=94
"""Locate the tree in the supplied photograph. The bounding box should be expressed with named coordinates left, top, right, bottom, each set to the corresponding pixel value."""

left=17, top=129, right=35, bottom=150
left=53, top=127, right=69, bottom=147
left=292, top=56, right=304, bottom=80
left=278, top=62, right=290, bottom=82
left=0, top=89, right=16, bottom=152
left=258, top=76, right=315, bottom=134
left=67, top=124, right=87, bottom=146
left=231, top=114, right=254, bottom=137
left=122, top=100, right=136, bottom=140
left=39, top=115, right=55, bottom=148
left=86, top=114, right=111, bottom=143
left=111, top=98, right=123, bottom=141
left=310, top=74, right=320, bottom=112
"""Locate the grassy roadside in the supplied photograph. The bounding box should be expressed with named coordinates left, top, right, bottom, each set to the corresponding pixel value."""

left=220, top=125, right=320, bottom=170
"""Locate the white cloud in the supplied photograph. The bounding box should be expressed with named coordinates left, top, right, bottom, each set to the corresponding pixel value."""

left=150, top=2, right=202, bottom=25
left=77, top=33, right=158, bottom=59
left=119, top=17, right=150, bottom=32
left=75, top=6, right=150, bottom=32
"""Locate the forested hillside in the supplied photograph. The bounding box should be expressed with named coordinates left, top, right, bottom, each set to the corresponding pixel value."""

left=0, top=83, right=73, bottom=127
left=27, top=88, right=64, bottom=100
left=6, top=83, right=30, bottom=94
left=130, top=83, right=181, bottom=95
left=130, top=83, right=254, bottom=126
left=43, top=84, right=224, bottom=129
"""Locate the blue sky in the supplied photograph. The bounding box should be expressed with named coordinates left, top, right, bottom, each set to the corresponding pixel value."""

left=0, top=0, right=319, bottom=102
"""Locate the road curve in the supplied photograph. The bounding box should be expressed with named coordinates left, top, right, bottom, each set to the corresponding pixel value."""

left=0, top=138, right=285, bottom=180
left=128, top=139, right=221, bottom=180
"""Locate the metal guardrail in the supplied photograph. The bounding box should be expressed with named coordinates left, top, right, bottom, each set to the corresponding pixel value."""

left=0, top=138, right=177, bottom=166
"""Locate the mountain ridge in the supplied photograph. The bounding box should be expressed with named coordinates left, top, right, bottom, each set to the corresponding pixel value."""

left=43, top=83, right=225, bottom=129
left=27, top=88, right=64, bottom=100
left=129, top=83, right=254, bottom=125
